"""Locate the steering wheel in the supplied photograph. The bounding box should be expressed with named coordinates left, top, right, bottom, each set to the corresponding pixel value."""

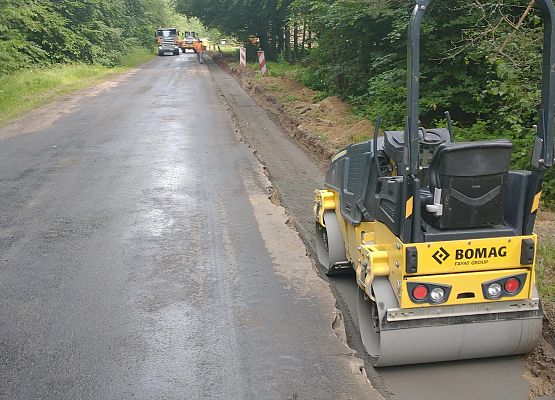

left=418, top=128, right=445, bottom=146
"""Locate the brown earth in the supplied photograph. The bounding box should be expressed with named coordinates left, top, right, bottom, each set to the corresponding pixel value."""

left=213, top=56, right=375, bottom=168
left=211, top=52, right=555, bottom=398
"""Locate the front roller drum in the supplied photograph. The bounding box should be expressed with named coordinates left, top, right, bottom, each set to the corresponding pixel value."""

left=315, top=211, right=348, bottom=276
left=357, top=288, right=543, bottom=367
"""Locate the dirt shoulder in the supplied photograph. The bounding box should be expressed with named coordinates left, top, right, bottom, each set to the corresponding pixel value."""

left=0, top=67, right=143, bottom=141
left=210, top=52, right=555, bottom=398
left=211, top=55, right=374, bottom=169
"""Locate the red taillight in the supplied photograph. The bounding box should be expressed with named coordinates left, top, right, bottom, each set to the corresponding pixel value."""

left=412, top=284, right=428, bottom=300
left=505, top=277, right=520, bottom=293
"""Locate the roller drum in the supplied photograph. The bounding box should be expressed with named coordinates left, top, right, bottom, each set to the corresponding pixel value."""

left=357, top=288, right=543, bottom=367
left=315, top=211, right=348, bottom=276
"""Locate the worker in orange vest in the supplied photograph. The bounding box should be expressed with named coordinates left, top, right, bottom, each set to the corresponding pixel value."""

left=194, top=39, right=205, bottom=64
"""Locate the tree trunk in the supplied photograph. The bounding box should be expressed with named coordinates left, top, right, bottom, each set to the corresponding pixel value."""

left=301, top=20, right=307, bottom=54
left=267, top=18, right=282, bottom=61
left=284, top=25, right=291, bottom=62
left=293, top=22, right=298, bottom=63
left=259, top=33, right=269, bottom=57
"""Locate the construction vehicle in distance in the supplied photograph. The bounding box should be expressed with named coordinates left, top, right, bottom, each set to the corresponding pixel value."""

left=155, top=27, right=180, bottom=56
left=314, top=0, right=555, bottom=367
left=181, top=31, right=197, bottom=53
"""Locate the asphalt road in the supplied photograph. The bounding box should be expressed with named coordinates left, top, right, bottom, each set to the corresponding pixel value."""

left=0, top=53, right=380, bottom=399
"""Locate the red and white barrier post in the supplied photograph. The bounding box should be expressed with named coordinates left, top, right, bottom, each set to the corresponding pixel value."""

left=239, top=47, right=246, bottom=66
left=257, top=50, right=268, bottom=76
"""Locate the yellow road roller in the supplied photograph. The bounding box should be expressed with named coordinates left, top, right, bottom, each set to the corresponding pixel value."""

left=314, top=0, right=555, bottom=366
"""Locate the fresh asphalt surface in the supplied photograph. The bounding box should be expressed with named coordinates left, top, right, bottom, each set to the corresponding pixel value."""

left=0, top=52, right=533, bottom=399
left=0, top=53, right=376, bottom=399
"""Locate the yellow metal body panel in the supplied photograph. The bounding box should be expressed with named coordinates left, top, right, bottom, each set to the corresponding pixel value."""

left=313, top=188, right=536, bottom=310
left=407, top=235, right=536, bottom=275
left=532, top=191, right=542, bottom=213
left=405, top=196, right=413, bottom=218
left=314, top=189, right=336, bottom=226
left=355, top=222, right=404, bottom=299
left=399, top=235, right=536, bottom=308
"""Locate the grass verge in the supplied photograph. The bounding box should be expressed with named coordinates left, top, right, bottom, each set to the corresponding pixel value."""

left=216, top=46, right=240, bottom=55
left=243, top=60, right=303, bottom=80
left=0, top=47, right=154, bottom=126
left=537, top=242, right=555, bottom=301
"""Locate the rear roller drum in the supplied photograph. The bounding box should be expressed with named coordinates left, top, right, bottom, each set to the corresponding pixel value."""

left=315, top=211, right=348, bottom=276
left=356, top=280, right=543, bottom=367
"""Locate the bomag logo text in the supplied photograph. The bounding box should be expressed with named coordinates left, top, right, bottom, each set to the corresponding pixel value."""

left=455, top=246, right=507, bottom=260
left=453, top=246, right=507, bottom=266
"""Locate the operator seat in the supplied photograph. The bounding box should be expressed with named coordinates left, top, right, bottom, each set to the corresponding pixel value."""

left=423, top=140, right=513, bottom=229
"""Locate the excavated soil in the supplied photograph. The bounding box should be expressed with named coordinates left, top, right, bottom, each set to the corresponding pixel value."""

left=212, top=56, right=374, bottom=168
left=211, top=52, right=555, bottom=398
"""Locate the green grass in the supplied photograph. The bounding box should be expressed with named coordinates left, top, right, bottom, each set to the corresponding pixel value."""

left=0, top=47, right=154, bottom=125
left=247, top=62, right=259, bottom=72
left=266, top=83, right=281, bottom=92
left=265, top=61, right=302, bottom=79
left=118, top=47, right=156, bottom=67
left=217, top=45, right=240, bottom=55
left=241, top=60, right=303, bottom=80
left=536, top=242, right=555, bottom=300
left=351, top=132, right=371, bottom=143
left=283, top=94, right=298, bottom=102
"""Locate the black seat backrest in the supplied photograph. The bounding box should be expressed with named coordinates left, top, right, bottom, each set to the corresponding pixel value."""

left=341, top=141, right=373, bottom=224
left=425, top=139, right=513, bottom=229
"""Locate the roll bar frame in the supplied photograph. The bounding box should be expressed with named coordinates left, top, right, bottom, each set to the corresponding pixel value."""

left=401, top=0, right=555, bottom=240
left=405, top=0, right=555, bottom=171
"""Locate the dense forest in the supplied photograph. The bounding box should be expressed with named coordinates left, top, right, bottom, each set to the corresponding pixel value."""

left=0, top=0, right=177, bottom=75
left=1, top=0, right=552, bottom=201
left=178, top=0, right=554, bottom=202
